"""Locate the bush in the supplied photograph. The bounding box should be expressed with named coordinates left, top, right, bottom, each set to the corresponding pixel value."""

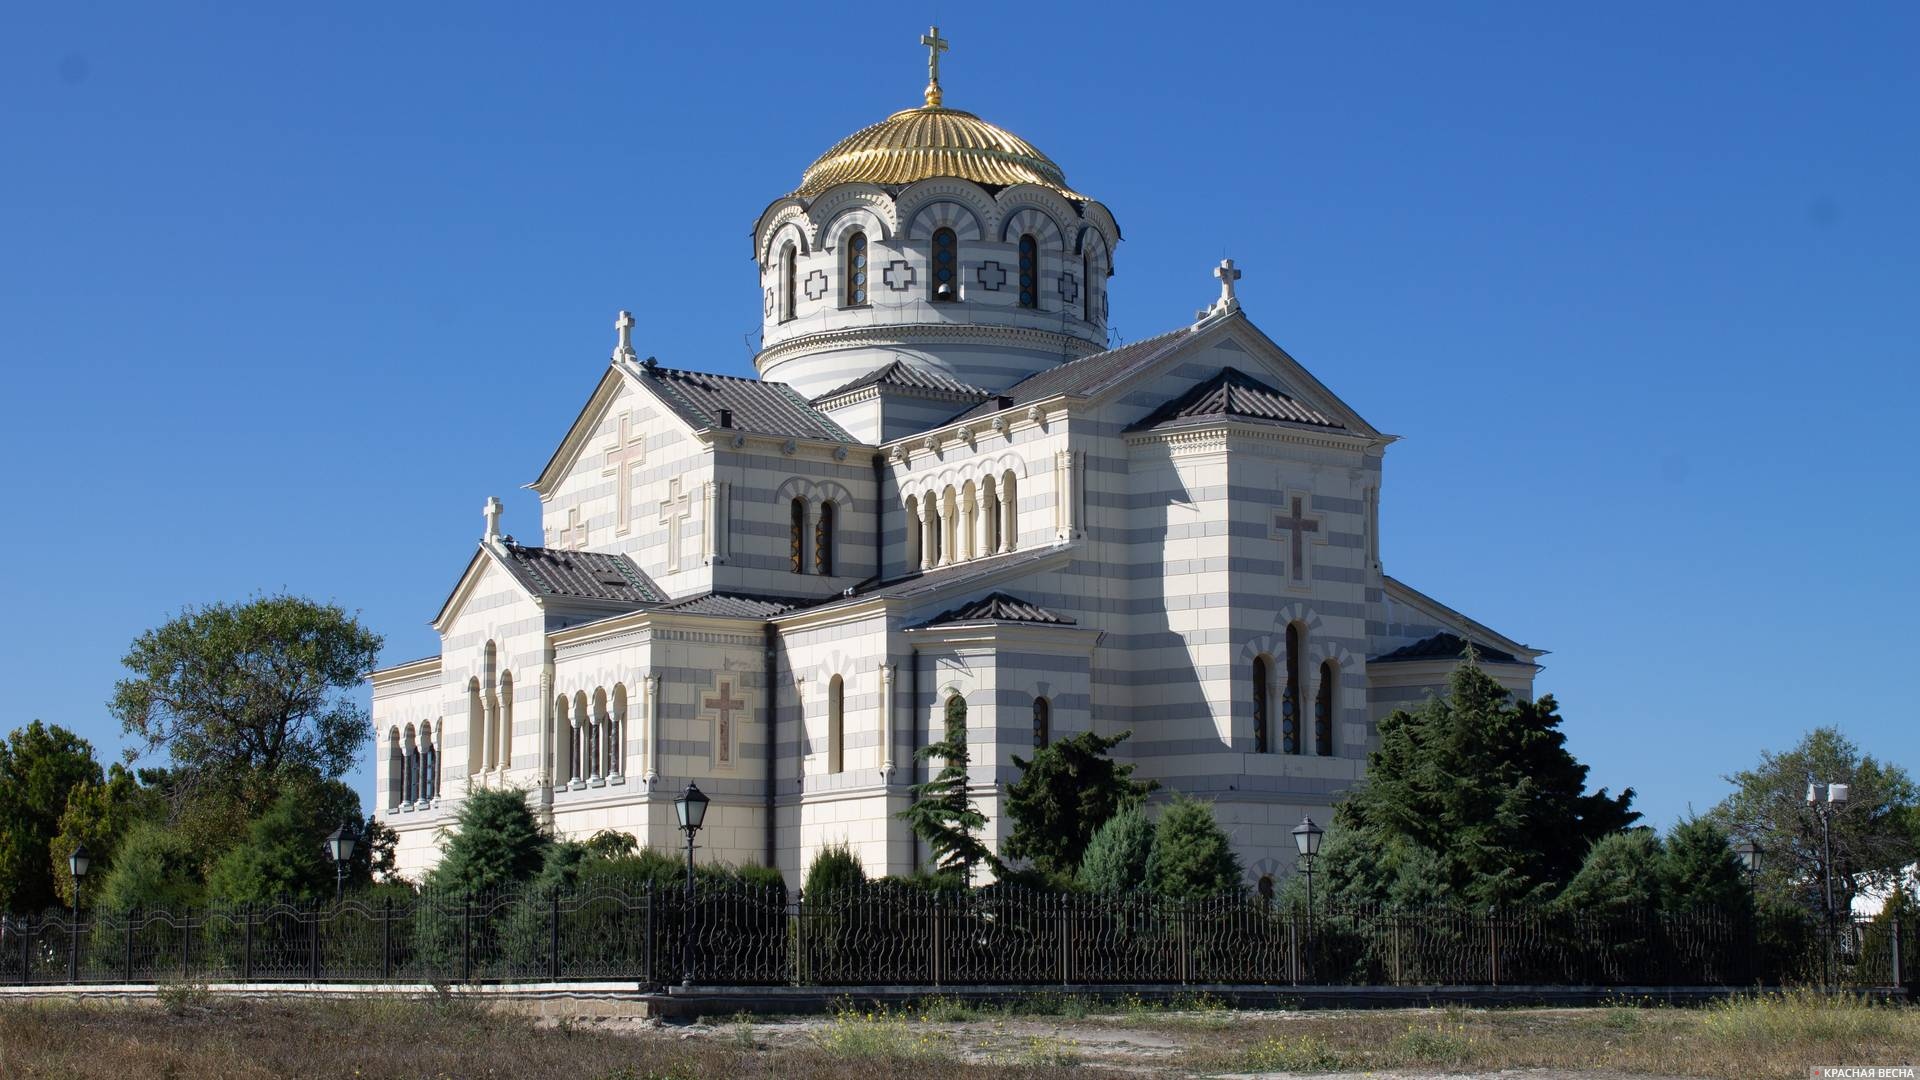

left=423, top=788, right=550, bottom=895
left=1556, top=830, right=1665, bottom=916
left=1078, top=806, right=1155, bottom=893
left=1145, top=796, right=1242, bottom=898
left=804, top=843, right=865, bottom=898
left=95, top=821, right=203, bottom=912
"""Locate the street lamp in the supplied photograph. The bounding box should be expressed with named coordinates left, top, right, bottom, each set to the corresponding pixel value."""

left=325, top=823, right=358, bottom=902
left=674, top=783, right=709, bottom=987
left=1293, top=817, right=1324, bottom=977
left=1734, top=839, right=1763, bottom=877
left=1807, top=781, right=1850, bottom=985
left=67, top=844, right=89, bottom=983
left=1732, top=838, right=1764, bottom=984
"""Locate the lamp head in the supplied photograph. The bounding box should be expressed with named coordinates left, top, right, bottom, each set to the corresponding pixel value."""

left=326, top=823, right=358, bottom=864
left=1828, top=782, right=1850, bottom=806
left=1292, top=816, right=1324, bottom=858
left=675, top=782, right=710, bottom=833
left=1734, top=839, right=1762, bottom=873
left=68, top=844, right=90, bottom=881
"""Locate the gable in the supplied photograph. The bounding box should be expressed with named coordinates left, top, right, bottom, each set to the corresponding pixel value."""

left=1377, top=576, right=1540, bottom=663
left=529, top=363, right=701, bottom=498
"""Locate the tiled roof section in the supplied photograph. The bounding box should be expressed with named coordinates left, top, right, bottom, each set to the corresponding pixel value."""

left=662, top=592, right=807, bottom=619
left=1372, top=632, right=1522, bottom=667
left=1125, top=366, right=1344, bottom=433
left=634, top=361, right=857, bottom=443
left=813, top=359, right=994, bottom=404
left=500, top=544, right=663, bottom=606
left=951, top=326, right=1194, bottom=422
left=919, top=591, right=1076, bottom=628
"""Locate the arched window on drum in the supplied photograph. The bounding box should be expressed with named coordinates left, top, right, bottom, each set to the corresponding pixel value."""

left=844, top=231, right=868, bottom=307
left=1017, top=234, right=1039, bottom=309
left=930, top=227, right=958, bottom=302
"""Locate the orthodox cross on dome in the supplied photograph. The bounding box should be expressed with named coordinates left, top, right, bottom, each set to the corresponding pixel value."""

left=1271, top=493, right=1326, bottom=585
left=705, top=679, right=746, bottom=766
left=658, top=477, right=693, bottom=571
left=602, top=413, right=646, bottom=536
left=920, top=26, right=950, bottom=107
left=1214, top=259, right=1242, bottom=308
left=612, top=310, right=636, bottom=361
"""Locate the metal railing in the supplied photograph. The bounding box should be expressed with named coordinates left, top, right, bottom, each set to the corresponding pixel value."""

left=0, top=883, right=1907, bottom=989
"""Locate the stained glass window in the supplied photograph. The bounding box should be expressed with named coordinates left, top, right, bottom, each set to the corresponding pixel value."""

left=931, top=227, right=957, bottom=302
left=1252, top=655, right=1269, bottom=753
left=1315, top=661, right=1335, bottom=756
left=789, top=498, right=805, bottom=573
left=781, top=243, right=797, bottom=321
left=1032, top=696, right=1050, bottom=748
left=815, top=501, right=835, bottom=576
left=845, top=231, right=868, bottom=306
left=1282, top=625, right=1301, bottom=754
left=1018, top=234, right=1038, bottom=309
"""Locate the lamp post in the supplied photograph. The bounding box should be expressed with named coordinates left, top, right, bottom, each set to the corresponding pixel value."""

left=1808, top=781, right=1849, bottom=985
left=1292, top=816, right=1324, bottom=979
left=67, top=844, right=90, bottom=984
left=674, top=782, right=709, bottom=987
left=1734, top=839, right=1762, bottom=983
left=325, top=823, right=359, bottom=902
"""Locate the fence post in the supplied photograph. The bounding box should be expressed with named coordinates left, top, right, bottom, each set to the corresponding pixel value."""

left=182, top=908, right=192, bottom=983
left=310, top=908, right=321, bottom=982
left=125, top=907, right=136, bottom=983
left=1178, top=900, right=1191, bottom=984
left=644, top=881, right=655, bottom=988
left=16, top=917, right=29, bottom=986
left=382, top=897, right=392, bottom=981
left=1056, top=892, right=1069, bottom=987
left=549, top=890, right=561, bottom=982
left=1287, top=911, right=1298, bottom=985
left=1487, top=906, right=1499, bottom=987
left=1892, top=917, right=1903, bottom=989
left=930, top=894, right=942, bottom=988
left=242, top=904, right=253, bottom=982
left=462, top=898, right=472, bottom=982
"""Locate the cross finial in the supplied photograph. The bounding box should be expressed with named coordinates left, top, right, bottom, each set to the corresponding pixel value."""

left=483, top=496, right=503, bottom=543
left=612, top=310, right=636, bottom=361
left=1214, top=259, right=1243, bottom=308
left=920, top=26, right=950, bottom=107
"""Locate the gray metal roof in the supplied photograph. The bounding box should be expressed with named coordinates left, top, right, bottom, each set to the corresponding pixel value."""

left=916, top=591, right=1076, bottom=628
left=812, top=359, right=993, bottom=404
left=500, top=543, right=663, bottom=606
left=662, top=592, right=808, bottom=619
left=634, top=360, right=857, bottom=443
left=1371, top=632, right=1522, bottom=666
left=951, top=326, right=1193, bottom=422
left=1124, top=366, right=1343, bottom=433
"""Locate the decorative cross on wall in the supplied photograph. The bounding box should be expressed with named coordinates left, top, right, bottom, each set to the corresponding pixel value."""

left=557, top=506, right=590, bottom=550
left=705, top=679, right=746, bottom=766
left=602, top=413, right=646, bottom=536
left=1272, top=493, right=1326, bottom=585
left=658, top=477, right=692, bottom=571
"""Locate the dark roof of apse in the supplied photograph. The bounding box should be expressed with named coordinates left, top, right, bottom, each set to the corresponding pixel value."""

left=916, top=591, right=1077, bottom=628
left=1371, top=632, right=1523, bottom=667
left=812, top=359, right=993, bottom=404
left=950, top=325, right=1194, bottom=422
left=662, top=592, right=810, bottom=619
left=634, top=360, right=856, bottom=442
left=499, top=543, right=664, bottom=606
left=1124, top=366, right=1344, bottom=433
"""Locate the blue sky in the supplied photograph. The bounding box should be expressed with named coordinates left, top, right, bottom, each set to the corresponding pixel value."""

left=3, top=3, right=1914, bottom=830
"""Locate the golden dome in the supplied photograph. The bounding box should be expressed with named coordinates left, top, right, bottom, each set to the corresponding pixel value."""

left=795, top=105, right=1084, bottom=200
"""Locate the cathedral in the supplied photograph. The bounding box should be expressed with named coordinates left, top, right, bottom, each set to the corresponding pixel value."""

left=370, top=31, right=1542, bottom=888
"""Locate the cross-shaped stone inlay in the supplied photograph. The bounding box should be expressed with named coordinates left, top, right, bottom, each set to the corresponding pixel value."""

left=1058, top=271, right=1079, bottom=303
left=882, top=259, right=916, bottom=291
left=557, top=506, right=590, bottom=550
left=658, top=477, right=692, bottom=571
left=602, top=412, right=646, bottom=536
left=1272, top=493, right=1326, bottom=585
left=763, top=287, right=774, bottom=316
left=705, top=679, right=746, bottom=766
left=803, top=268, right=828, bottom=301
left=1214, top=258, right=1242, bottom=307
left=975, top=260, right=1007, bottom=290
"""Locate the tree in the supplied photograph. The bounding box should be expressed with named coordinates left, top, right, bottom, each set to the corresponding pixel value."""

left=1659, top=816, right=1751, bottom=917
left=202, top=776, right=374, bottom=905
left=0, top=721, right=103, bottom=913
left=1145, top=796, right=1243, bottom=898
left=96, top=821, right=204, bottom=912
left=1710, top=726, right=1918, bottom=919
left=1078, top=806, right=1156, bottom=894
left=50, top=764, right=162, bottom=907
left=1331, top=659, right=1639, bottom=907
left=424, top=787, right=551, bottom=895
left=1005, top=729, right=1155, bottom=877
left=896, top=695, right=1000, bottom=881
left=1555, top=830, right=1666, bottom=916
left=804, top=843, right=866, bottom=897
left=111, top=595, right=382, bottom=785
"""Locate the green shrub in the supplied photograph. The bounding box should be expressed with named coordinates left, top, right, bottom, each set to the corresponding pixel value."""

left=804, top=843, right=865, bottom=899
left=1144, top=795, right=1242, bottom=898
left=423, top=787, right=550, bottom=896
left=1078, top=805, right=1155, bottom=893
left=95, top=820, right=203, bottom=912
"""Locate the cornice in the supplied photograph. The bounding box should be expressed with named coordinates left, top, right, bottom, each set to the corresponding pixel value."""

left=755, top=322, right=1101, bottom=372
left=902, top=621, right=1104, bottom=653
left=1124, top=419, right=1376, bottom=457
left=369, top=656, right=441, bottom=693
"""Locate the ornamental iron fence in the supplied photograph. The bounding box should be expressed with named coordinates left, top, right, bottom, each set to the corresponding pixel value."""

left=0, top=883, right=1908, bottom=990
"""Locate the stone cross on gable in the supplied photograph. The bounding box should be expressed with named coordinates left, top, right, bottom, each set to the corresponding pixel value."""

left=1214, top=258, right=1242, bottom=308
left=612, top=310, right=636, bottom=360
left=1272, top=493, right=1327, bottom=585
left=658, top=477, right=693, bottom=571
left=482, top=496, right=503, bottom=542
left=557, top=506, right=590, bottom=550
left=602, top=412, right=646, bottom=535
left=705, top=679, right=746, bottom=766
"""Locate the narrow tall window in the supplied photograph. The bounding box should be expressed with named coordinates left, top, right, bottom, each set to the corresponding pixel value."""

left=944, top=693, right=967, bottom=740
left=387, top=728, right=403, bottom=810
left=931, top=227, right=958, bottom=302
left=781, top=242, right=797, bottom=322
left=498, top=671, right=514, bottom=772
left=466, top=678, right=483, bottom=775
left=422, top=721, right=437, bottom=801
left=905, top=495, right=922, bottom=570
left=1282, top=625, right=1302, bottom=754
left=554, top=695, right=572, bottom=786
left=1251, top=656, right=1269, bottom=753
left=1082, top=252, right=1092, bottom=322
left=790, top=498, right=806, bottom=573
left=610, top=684, right=627, bottom=780
left=828, top=675, right=845, bottom=775
left=1032, top=696, right=1050, bottom=748
left=574, top=691, right=591, bottom=781
left=815, top=501, right=836, bottom=575
left=403, top=726, right=418, bottom=805
left=844, top=231, right=868, bottom=306
left=1315, top=661, right=1335, bottom=757
left=1017, top=234, right=1038, bottom=309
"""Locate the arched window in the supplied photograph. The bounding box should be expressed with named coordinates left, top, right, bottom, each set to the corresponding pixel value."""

left=780, top=242, right=797, bottom=322
left=1032, top=696, right=1050, bottom=748
left=844, top=231, right=868, bottom=306
left=1000, top=471, right=1019, bottom=552
left=482, top=641, right=499, bottom=770
left=1251, top=656, right=1270, bottom=753
left=930, top=227, right=958, bottom=302
left=1282, top=624, right=1303, bottom=754
left=981, top=477, right=999, bottom=556
left=789, top=498, right=806, bottom=573
left=1315, top=661, right=1336, bottom=757
left=386, top=728, right=403, bottom=810
left=944, top=692, right=967, bottom=739
left=591, top=688, right=609, bottom=782
left=466, top=678, right=483, bottom=776
left=815, top=501, right=836, bottom=576
left=828, top=675, right=845, bottom=774
left=940, top=486, right=959, bottom=566
left=573, top=690, right=590, bottom=782
left=1017, top=234, right=1038, bottom=309
left=1082, top=252, right=1092, bottom=322
left=421, top=721, right=437, bottom=801
left=905, top=495, right=922, bottom=570
left=610, top=684, right=627, bottom=780
left=498, top=671, right=514, bottom=773
left=554, top=694, right=572, bottom=787
left=403, top=725, right=419, bottom=806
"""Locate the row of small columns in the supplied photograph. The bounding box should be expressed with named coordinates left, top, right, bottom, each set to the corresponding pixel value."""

left=907, top=475, right=1016, bottom=571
